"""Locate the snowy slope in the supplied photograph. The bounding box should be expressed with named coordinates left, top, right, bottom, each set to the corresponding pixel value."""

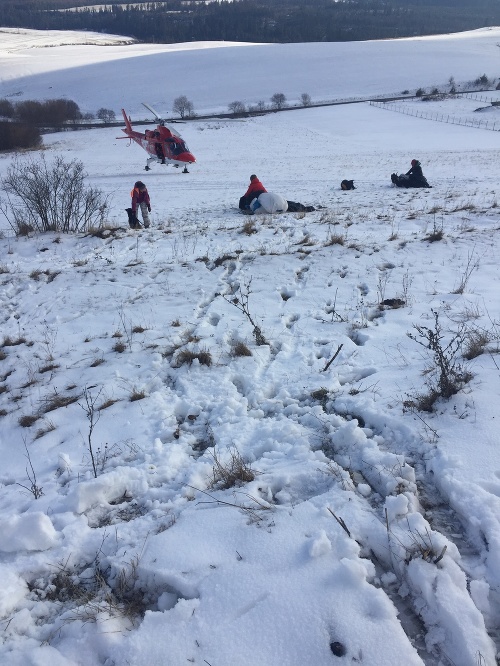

left=0, top=28, right=500, bottom=666
left=0, top=27, right=500, bottom=115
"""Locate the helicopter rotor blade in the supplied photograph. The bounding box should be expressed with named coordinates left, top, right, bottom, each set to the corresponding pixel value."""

left=142, top=102, right=164, bottom=122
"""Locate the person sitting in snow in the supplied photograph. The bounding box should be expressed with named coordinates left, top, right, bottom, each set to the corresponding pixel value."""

left=131, top=181, right=151, bottom=228
left=239, top=174, right=267, bottom=210
left=391, top=159, right=431, bottom=188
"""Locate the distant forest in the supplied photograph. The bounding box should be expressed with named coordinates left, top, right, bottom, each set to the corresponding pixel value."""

left=1, top=0, right=500, bottom=43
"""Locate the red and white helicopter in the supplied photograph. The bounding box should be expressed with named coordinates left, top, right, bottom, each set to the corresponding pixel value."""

left=119, top=102, right=196, bottom=172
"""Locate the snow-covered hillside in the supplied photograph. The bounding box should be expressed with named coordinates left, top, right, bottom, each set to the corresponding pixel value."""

left=1, top=27, right=500, bottom=115
left=0, top=28, right=500, bottom=666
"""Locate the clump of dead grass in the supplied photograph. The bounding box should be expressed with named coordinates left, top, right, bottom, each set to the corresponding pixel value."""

left=174, top=348, right=212, bottom=367
left=208, top=447, right=255, bottom=489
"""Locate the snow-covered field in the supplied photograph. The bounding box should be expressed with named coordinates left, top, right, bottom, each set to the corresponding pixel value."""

left=0, top=27, right=500, bottom=666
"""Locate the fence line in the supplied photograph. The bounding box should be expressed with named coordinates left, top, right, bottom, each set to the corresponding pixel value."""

left=368, top=100, right=498, bottom=132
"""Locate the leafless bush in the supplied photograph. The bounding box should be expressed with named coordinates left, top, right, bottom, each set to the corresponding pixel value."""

left=16, top=440, right=43, bottom=498
left=0, top=155, right=109, bottom=235
left=223, top=280, right=268, bottom=346
left=208, top=447, right=255, bottom=489
left=405, top=310, right=473, bottom=411
left=79, top=386, right=103, bottom=478
left=452, top=248, right=480, bottom=294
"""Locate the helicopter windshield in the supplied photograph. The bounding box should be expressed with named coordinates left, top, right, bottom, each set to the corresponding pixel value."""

left=166, top=137, right=189, bottom=156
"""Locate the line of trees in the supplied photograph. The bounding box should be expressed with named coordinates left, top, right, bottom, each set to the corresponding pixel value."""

left=0, top=99, right=118, bottom=151
left=1, top=0, right=500, bottom=44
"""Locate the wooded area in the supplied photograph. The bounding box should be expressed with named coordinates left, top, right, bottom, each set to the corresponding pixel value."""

left=1, top=0, right=499, bottom=43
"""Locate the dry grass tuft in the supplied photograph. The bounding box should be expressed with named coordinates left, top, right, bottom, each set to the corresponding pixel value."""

left=18, top=414, right=40, bottom=428
left=463, top=329, right=491, bottom=360
left=2, top=335, right=27, bottom=347
left=39, top=392, right=79, bottom=414
left=98, top=398, right=119, bottom=411
left=230, top=341, right=252, bottom=357
left=241, top=219, right=258, bottom=235
left=325, top=233, right=345, bottom=246
left=208, top=447, right=255, bottom=489
left=129, top=389, right=146, bottom=402
left=113, top=341, right=127, bottom=353
left=175, top=349, right=212, bottom=367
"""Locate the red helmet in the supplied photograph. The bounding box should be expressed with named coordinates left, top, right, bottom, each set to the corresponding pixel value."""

left=411, top=159, right=418, bottom=166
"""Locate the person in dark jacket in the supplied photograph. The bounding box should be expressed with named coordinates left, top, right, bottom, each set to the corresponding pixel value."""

left=239, top=174, right=267, bottom=210
left=405, top=159, right=429, bottom=186
left=131, top=181, right=151, bottom=227
left=391, top=160, right=431, bottom=188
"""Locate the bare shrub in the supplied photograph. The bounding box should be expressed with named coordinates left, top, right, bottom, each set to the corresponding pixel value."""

left=452, top=248, right=480, bottom=294
left=113, top=340, right=127, bottom=353
left=16, top=441, right=43, bottom=499
left=1, top=155, right=109, bottom=235
left=208, top=447, right=255, bottom=489
left=79, top=386, right=102, bottom=478
left=222, top=280, right=268, bottom=346
left=405, top=310, right=473, bottom=410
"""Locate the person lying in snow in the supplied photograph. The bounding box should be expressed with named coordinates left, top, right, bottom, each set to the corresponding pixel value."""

left=391, top=159, right=431, bottom=188
left=250, top=192, right=288, bottom=214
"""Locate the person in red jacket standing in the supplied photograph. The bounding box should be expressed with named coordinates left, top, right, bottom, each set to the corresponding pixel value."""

left=131, top=181, right=151, bottom=228
left=239, top=174, right=267, bottom=211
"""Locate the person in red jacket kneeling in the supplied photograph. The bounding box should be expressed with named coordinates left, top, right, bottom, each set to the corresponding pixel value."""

left=239, top=174, right=267, bottom=211
left=131, top=181, right=151, bottom=228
